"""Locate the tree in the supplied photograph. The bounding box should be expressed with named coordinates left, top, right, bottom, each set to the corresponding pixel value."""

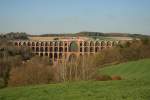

left=8, top=56, right=53, bottom=86
left=0, top=39, right=32, bottom=87
left=55, top=55, right=97, bottom=82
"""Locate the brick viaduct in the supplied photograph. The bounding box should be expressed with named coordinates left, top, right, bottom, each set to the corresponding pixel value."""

left=14, top=39, right=120, bottom=63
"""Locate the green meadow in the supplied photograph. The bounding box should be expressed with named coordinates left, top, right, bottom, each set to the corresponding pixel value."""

left=0, top=59, right=150, bottom=100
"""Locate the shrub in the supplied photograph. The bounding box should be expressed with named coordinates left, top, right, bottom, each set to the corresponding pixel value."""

left=95, top=39, right=150, bottom=68
left=94, top=75, right=112, bottom=81
left=0, top=78, right=5, bottom=88
left=0, top=40, right=30, bottom=87
left=8, top=56, right=53, bottom=87
left=111, top=76, right=122, bottom=80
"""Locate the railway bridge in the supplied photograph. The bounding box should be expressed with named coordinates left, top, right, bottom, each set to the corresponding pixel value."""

left=14, top=38, right=120, bottom=63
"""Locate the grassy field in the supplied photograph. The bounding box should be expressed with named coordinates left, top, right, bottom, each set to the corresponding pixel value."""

left=0, top=59, right=150, bottom=100
left=99, top=59, right=150, bottom=80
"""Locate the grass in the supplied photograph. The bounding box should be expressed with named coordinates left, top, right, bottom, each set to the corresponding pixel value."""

left=0, top=59, right=150, bottom=100
left=99, top=59, right=150, bottom=80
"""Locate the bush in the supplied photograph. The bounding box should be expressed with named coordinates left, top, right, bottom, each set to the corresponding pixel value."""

left=94, top=75, right=112, bottom=81
left=111, top=76, right=122, bottom=80
left=8, top=56, right=53, bottom=87
left=95, top=39, right=150, bottom=68
left=95, top=48, right=122, bottom=67
left=0, top=78, right=5, bottom=88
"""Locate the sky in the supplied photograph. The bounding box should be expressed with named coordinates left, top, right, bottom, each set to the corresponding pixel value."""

left=0, top=0, right=150, bottom=34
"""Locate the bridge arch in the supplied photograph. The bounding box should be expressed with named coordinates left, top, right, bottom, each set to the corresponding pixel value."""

left=45, top=42, right=49, bottom=46
left=36, top=42, right=39, bottom=46
left=107, top=41, right=112, bottom=46
left=90, top=41, right=94, bottom=46
left=90, top=47, right=94, bottom=52
left=41, top=42, right=44, bottom=46
left=32, top=42, right=35, bottom=46
left=95, top=47, right=99, bottom=52
left=54, top=42, right=58, bottom=46
left=14, top=42, right=18, bottom=46
left=59, top=41, right=63, bottom=46
left=69, top=41, right=78, bottom=52
left=112, top=41, right=117, bottom=46
left=23, top=42, right=26, bottom=46
left=80, top=42, right=83, bottom=46
left=50, top=42, right=53, bottom=46
left=19, top=42, right=21, bottom=46
left=95, top=41, right=100, bottom=46
left=84, top=41, right=89, bottom=46
left=84, top=47, right=88, bottom=52
left=27, top=42, right=31, bottom=46
left=101, top=41, right=106, bottom=46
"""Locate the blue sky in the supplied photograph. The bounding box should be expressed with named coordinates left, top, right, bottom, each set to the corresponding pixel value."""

left=0, top=0, right=150, bottom=34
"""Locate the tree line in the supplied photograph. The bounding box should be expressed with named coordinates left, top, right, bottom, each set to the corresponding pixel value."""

left=0, top=32, right=28, bottom=40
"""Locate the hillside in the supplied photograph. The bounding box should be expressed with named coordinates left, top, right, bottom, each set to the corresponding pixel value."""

left=99, top=59, right=150, bottom=80
left=0, top=59, right=150, bottom=100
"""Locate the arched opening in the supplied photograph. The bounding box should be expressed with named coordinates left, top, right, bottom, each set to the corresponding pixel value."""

left=54, top=53, right=58, bottom=60
left=23, top=42, right=26, bottom=46
left=41, top=42, right=44, bottom=46
left=50, top=42, right=53, bottom=46
left=59, top=47, right=63, bottom=52
left=54, top=42, right=58, bottom=46
left=54, top=47, right=58, bottom=52
left=15, top=42, right=18, bottom=46
left=95, top=41, right=100, bottom=46
left=90, top=41, right=94, bottom=46
left=19, top=42, right=21, bottom=46
left=59, top=41, right=63, bottom=46
left=36, top=47, right=39, bottom=52
left=107, top=41, right=112, bottom=46
left=69, top=41, right=78, bottom=52
left=49, top=47, right=53, bottom=52
left=84, top=41, right=89, bottom=46
left=90, top=47, right=94, bottom=52
left=95, top=47, right=99, bottom=52
left=80, top=42, right=83, bottom=46
left=32, top=42, right=35, bottom=46
left=40, top=47, right=44, bottom=52
left=36, top=42, right=39, bottom=46
left=27, top=42, right=31, bottom=46
left=64, top=42, right=67, bottom=46
left=84, top=47, right=88, bottom=52
left=49, top=53, right=53, bottom=59
left=112, top=41, right=117, bottom=46
left=45, top=47, right=48, bottom=52
left=45, top=42, right=48, bottom=46
left=80, top=47, right=82, bottom=52
left=65, top=47, right=67, bottom=52
left=101, top=41, right=106, bottom=46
